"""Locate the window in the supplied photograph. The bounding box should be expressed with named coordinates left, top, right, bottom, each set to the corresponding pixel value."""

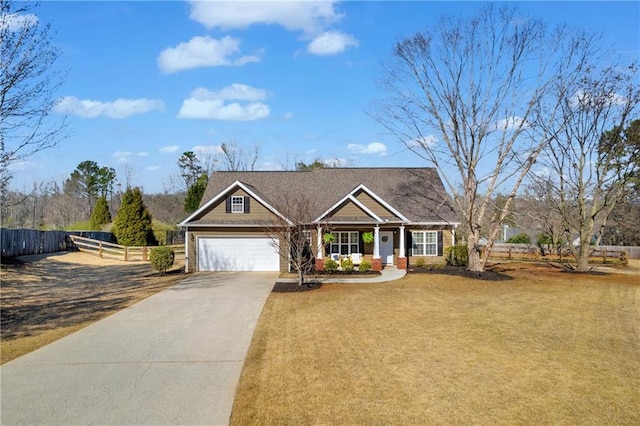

left=329, top=231, right=359, bottom=255
left=231, top=196, right=244, bottom=213
left=412, top=231, right=438, bottom=256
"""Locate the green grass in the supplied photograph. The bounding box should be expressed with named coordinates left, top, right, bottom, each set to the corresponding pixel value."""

left=231, top=263, right=640, bottom=425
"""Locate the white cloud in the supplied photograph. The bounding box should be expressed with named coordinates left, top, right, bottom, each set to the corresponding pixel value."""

left=198, top=83, right=267, bottom=101
left=495, top=116, right=530, bottom=131
left=192, top=145, right=224, bottom=156
left=157, top=35, right=260, bottom=74
left=307, top=31, right=358, bottom=56
left=188, top=1, right=341, bottom=35
left=113, top=151, right=148, bottom=163
left=147, top=166, right=162, bottom=172
left=283, top=112, right=294, bottom=120
left=178, top=85, right=270, bottom=121
left=347, top=142, right=388, bottom=156
left=54, top=96, right=165, bottom=119
left=160, top=145, right=180, bottom=154
left=571, top=89, right=628, bottom=108
left=408, top=135, right=437, bottom=149
left=1, top=13, right=38, bottom=31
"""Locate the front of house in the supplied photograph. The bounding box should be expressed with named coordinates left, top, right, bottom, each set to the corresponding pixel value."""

left=179, top=168, right=459, bottom=273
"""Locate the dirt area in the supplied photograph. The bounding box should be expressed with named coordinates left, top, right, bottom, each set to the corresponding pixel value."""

left=0, top=251, right=185, bottom=364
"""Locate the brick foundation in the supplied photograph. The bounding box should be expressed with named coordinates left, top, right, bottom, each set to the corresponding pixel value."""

left=315, top=258, right=325, bottom=271
left=397, top=257, right=407, bottom=270
left=372, top=257, right=382, bottom=271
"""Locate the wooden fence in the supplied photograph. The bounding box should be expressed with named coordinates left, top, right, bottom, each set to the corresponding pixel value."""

left=69, top=235, right=185, bottom=262
left=1, top=228, right=71, bottom=258
left=488, top=243, right=639, bottom=261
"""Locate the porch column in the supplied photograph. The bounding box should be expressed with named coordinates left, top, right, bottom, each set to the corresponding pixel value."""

left=398, top=225, right=407, bottom=270
left=184, top=229, right=189, bottom=273
left=315, top=225, right=325, bottom=271
left=316, top=226, right=323, bottom=259
left=372, top=225, right=382, bottom=271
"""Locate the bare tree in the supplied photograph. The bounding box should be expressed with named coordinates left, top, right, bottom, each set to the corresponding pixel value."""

left=532, top=71, right=639, bottom=271
left=0, top=1, right=67, bottom=201
left=373, top=5, right=597, bottom=271
left=220, top=140, right=260, bottom=171
left=264, top=194, right=324, bottom=286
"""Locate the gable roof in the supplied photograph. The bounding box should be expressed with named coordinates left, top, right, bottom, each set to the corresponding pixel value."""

left=188, top=168, right=458, bottom=225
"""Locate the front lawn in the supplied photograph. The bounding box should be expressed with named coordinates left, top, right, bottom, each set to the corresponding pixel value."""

left=231, top=263, right=640, bottom=424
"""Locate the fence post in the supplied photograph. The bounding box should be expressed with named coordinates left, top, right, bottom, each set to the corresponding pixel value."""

left=99, top=241, right=103, bottom=258
left=124, top=246, right=128, bottom=261
left=143, top=246, right=148, bottom=261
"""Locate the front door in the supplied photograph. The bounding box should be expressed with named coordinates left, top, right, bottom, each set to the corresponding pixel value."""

left=380, top=231, right=394, bottom=265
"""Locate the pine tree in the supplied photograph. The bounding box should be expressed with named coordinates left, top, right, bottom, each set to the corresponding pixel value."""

left=112, top=187, right=156, bottom=246
left=89, top=196, right=111, bottom=230
left=184, top=173, right=208, bottom=213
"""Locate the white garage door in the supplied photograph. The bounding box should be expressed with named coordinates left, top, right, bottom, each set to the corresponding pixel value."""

left=198, top=237, right=280, bottom=272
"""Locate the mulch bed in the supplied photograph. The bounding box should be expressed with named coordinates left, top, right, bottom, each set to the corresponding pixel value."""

left=410, top=265, right=514, bottom=281
left=272, top=282, right=323, bottom=293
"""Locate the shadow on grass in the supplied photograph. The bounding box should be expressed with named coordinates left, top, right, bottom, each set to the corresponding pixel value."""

left=1, top=258, right=179, bottom=340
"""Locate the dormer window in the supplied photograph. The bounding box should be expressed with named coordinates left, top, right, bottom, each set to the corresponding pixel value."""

left=231, top=196, right=244, bottom=213
left=226, top=195, right=250, bottom=214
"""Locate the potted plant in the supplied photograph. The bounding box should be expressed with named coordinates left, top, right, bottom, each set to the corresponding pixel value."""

left=362, top=232, right=374, bottom=244
left=323, top=233, right=335, bottom=244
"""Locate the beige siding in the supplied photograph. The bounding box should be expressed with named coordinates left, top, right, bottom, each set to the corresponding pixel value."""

left=354, top=191, right=398, bottom=218
left=330, top=201, right=371, bottom=219
left=407, top=228, right=453, bottom=266
left=199, top=189, right=278, bottom=222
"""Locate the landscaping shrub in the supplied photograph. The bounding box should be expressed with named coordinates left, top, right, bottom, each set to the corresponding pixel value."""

left=324, top=258, right=338, bottom=272
left=358, top=260, right=372, bottom=272
left=446, top=245, right=469, bottom=266
left=341, top=258, right=354, bottom=272
left=112, top=187, right=157, bottom=246
left=89, top=196, right=111, bottom=230
left=415, top=257, right=426, bottom=268
left=507, top=233, right=531, bottom=244
left=150, top=246, right=175, bottom=274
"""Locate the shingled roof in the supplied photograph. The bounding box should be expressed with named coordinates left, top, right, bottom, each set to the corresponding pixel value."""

left=197, top=168, right=458, bottom=224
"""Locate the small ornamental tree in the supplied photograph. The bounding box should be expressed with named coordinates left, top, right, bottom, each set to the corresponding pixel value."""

left=150, top=246, right=175, bottom=274
left=112, top=187, right=157, bottom=246
left=89, top=196, right=111, bottom=230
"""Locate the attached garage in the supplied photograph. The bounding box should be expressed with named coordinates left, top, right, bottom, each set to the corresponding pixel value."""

left=197, top=237, right=280, bottom=272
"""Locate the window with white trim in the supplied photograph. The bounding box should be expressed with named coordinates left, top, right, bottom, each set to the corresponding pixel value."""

left=231, top=196, right=244, bottom=213
left=412, top=231, right=438, bottom=256
left=330, top=231, right=359, bottom=255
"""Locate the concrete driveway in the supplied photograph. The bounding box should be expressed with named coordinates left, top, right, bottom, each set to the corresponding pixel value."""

left=1, top=272, right=277, bottom=426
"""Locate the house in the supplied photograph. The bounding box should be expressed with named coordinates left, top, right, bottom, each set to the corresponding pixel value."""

left=178, top=168, right=459, bottom=273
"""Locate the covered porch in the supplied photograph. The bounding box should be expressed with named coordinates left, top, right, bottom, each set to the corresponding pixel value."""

left=314, top=224, right=409, bottom=271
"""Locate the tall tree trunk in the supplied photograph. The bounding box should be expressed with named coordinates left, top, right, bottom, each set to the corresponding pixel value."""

left=466, top=225, right=485, bottom=272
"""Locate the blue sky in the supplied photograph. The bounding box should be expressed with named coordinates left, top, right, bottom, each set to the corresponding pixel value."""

left=9, top=1, right=640, bottom=193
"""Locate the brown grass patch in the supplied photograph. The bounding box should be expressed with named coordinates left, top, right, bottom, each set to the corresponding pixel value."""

left=1, top=252, right=185, bottom=364
left=231, top=262, right=640, bottom=425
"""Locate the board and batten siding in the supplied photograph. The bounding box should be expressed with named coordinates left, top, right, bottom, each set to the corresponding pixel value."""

left=354, top=191, right=399, bottom=219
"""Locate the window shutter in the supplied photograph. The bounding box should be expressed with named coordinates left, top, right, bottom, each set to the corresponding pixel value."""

left=244, top=196, right=250, bottom=213
left=407, top=232, right=413, bottom=256
left=225, top=197, right=231, bottom=213
left=437, top=231, right=443, bottom=256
